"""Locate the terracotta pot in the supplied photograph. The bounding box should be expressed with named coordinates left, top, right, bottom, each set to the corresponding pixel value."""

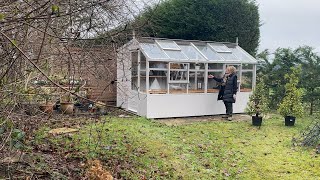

left=86, top=94, right=92, bottom=99
left=60, top=102, right=74, bottom=114
left=39, top=103, right=54, bottom=114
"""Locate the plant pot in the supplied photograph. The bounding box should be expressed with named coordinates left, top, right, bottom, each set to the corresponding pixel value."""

left=252, top=116, right=262, bottom=126
left=60, top=102, right=74, bottom=114
left=39, top=103, right=54, bottom=114
left=285, top=116, right=296, bottom=126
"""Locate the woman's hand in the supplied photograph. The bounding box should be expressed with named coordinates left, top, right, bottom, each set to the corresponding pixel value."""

left=208, top=74, right=214, bottom=78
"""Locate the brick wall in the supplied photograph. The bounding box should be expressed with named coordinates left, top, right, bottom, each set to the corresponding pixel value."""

left=48, top=45, right=117, bottom=105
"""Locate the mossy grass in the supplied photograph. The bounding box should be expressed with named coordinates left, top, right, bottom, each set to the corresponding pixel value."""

left=36, top=115, right=320, bottom=179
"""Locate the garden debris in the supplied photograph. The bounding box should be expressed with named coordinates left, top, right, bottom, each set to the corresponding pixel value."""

left=293, top=120, right=320, bottom=147
left=0, top=151, right=25, bottom=164
left=48, top=127, right=79, bottom=135
left=0, top=102, right=124, bottom=179
left=85, top=160, right=113, bottom=180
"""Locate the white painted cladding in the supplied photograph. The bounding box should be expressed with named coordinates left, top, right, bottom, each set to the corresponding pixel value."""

left=146, top=92, right=251, bottom=118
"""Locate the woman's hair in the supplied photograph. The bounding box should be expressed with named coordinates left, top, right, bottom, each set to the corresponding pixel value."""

left=227, top=66, right=237, bottom=74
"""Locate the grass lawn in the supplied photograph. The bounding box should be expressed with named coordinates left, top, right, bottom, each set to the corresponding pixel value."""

left=38, top=114, right=320, bottom=179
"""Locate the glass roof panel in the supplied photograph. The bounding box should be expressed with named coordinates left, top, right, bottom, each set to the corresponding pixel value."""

left=138, top=39, right=256, bottom=63
left=194, top=44, right=223, bottom=61
left=209, top=43, right=232, bottom=53
left=218, top=52, right=238, bottom=61
left=140, top=43, right=169, bottom=59
left=231, top=47, right=257, bottom=62
left=164, top=50, right=188, bottom=60
left=156, top=40, right=180, bottom=50
left=179, top=44, right=206, bottom=60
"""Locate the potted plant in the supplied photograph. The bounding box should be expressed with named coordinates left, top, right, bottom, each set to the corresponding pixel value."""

left=245, top=78, right=269, bottom=126
left=60, top=92, right=74, bottom=114
left=95, top=101, right=107, bottom=115
left=278, top=66, right=304, bottom=126
left=60, top=93, right=74, bottom=114
left=39, top=87, right=54, bottom=114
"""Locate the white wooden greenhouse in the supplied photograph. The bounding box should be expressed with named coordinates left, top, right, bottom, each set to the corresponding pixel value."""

left=117, top=37, right=258, bottom=118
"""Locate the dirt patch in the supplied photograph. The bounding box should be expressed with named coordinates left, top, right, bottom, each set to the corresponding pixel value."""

left=157, top=114, right=251, bottom=126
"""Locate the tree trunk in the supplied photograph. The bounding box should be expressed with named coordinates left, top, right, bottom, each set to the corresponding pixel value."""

left=310, top=89, right=315, bottom=115
left=310, top=100, right=314, bottom=115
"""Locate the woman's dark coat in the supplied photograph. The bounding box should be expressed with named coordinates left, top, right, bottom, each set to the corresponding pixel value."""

left=213, top=73, right=238, bottom=103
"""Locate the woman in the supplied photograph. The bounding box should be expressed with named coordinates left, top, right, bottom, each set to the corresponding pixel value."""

left=208, top=66, right=238, bottom=120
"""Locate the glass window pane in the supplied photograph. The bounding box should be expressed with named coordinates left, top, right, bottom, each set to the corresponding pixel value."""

left=140, top=52, right=146, bottom=71
left=149, top=62, right=168, bottom=69
left=231, top=47, right=257, bottom=62
left=131, top=52, right=138, bottom=91
left=241, top=72, right=253, bottom=92
left=164, top=50, right=188, bottom=60
left=190, top=63, right=205, bottom=70
left=140, top=51, right=146, bottom=92
left=207, top=72, right=223, bottom=93
left=189, top=72, right=205, bottom=93
left=209, top=43, right=232, bottom=53
left=169, top=70, right=188, bottom=82
left=179, top=45, right=205, bottom=60
left=140, top=76, right=146, bottom=92
left=149, top=71, right=167, bottom=94
left=194, top=45, right=222, bottom=61
left=208, top=63, right=223, bottom=70
left=242, top=63, right=254, bottom=70
left=140, top=43, right=168, bottom=59
left=169, top=63, right=189, bottom=83
left=218, top=52, right=238, bottom=61
left=156, top=40, right=180, bottom=50
left=169, top=83, right=188, bottom=94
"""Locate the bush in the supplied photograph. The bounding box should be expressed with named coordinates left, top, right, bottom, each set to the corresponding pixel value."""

left=245, top=78, right=269, bottom=117
left=278, top=66, right=304, bottom=117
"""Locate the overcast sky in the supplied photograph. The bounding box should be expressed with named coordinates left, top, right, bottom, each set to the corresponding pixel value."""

left=256, top=0, right=320, bottom=52
left=139, top=0, right=320, bottom=53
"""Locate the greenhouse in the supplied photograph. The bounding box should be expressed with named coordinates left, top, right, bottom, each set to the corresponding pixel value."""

left=117, top=37, right=258, bottom=118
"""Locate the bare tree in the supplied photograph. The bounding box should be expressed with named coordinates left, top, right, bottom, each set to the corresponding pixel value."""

left=0, top=0, right=159, bottom=178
